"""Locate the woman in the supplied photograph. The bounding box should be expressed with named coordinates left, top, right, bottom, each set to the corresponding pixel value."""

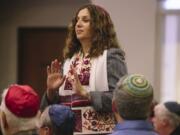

left=41, top=4, right=128, bottom=135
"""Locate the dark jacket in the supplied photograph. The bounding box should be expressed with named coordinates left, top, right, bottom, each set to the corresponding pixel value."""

left=171, top=125, right=180, bottom=135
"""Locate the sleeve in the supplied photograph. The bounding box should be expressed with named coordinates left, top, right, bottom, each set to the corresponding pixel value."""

left=40, top=91, right=60, bottom=112
left=89, top=48, right=128, bottom=113
left=40, top=62, right=65, bottom=112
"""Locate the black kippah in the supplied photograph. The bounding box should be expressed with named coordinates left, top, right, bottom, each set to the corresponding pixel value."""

left=164, top=101, right=180, bottom=116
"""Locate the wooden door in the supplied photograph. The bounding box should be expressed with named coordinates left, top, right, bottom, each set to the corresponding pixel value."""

left=18, top=28, right=67, bottom=99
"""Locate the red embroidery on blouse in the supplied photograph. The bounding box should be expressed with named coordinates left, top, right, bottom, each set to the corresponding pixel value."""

left=64, top=52, right=91, bottom=90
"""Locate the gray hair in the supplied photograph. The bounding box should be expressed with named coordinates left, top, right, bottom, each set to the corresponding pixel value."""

left=113, top=74, right=153, bottom=120
left=156, top=103, right=180, bottom=128
left=38, top=106, right=52, bottom=128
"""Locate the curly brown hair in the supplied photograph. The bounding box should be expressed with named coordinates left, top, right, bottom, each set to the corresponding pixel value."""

left=63, top=4, right=122, bottom=59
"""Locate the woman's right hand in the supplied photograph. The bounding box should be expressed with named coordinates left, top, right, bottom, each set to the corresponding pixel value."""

left=46, top=59, right=65, bottom=100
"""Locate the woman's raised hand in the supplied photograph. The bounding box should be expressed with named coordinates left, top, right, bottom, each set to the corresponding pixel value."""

left=46, top=59, right=65, bottom=100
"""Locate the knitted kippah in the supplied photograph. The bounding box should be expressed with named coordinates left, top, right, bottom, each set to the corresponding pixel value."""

left=120, top=74, right=153, bottom=97
left=49, top=104, right=75, bottom=128
left=164, top=101, right=180, bottom=116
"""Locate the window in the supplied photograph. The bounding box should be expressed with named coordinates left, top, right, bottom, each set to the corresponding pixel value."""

left=163, top=0, right=180, bottom=10
left=158, top=0, right=180, bottom=102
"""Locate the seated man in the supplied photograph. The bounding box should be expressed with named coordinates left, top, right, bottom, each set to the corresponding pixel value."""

left=152, top=101, right=180, bottom=135
left=111, top=74, right=158, bottom=135
left=0, top=84, right=40, bottom=135
left=39, top=104, right=75, bottom=135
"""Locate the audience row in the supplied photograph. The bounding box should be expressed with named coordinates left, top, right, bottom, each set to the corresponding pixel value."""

left=0, top=73, right=179, bottom=135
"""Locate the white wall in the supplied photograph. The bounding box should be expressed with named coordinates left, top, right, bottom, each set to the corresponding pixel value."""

left=92, top=0, right=159, bottom=100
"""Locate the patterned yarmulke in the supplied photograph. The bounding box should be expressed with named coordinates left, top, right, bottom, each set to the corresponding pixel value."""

left=120, top=74, right=153, bottom=97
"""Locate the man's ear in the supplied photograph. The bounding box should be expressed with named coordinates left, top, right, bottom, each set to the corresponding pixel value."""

left=39, top=127, right=51, bottom=135
left=112, top=100, right=118, bottom=113
left=45, top=127, right=50, bottom=135
left=162, top=118, right=169, bottom=127
left=1, top=111, right=9, bottom=129
left=112, top=100, right=124, bottom=123
left=37, top=110, right=41, bottom=118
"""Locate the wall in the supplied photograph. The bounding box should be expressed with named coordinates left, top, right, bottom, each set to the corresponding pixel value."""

left=91, top=0, right=159, bottom=100
left=0, top=0, right=90, bottom=90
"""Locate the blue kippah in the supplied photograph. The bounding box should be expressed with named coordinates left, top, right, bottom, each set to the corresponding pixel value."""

left=164, top=101, right=180, bottom=116
left=49, top=104, right=75, bottom=127
left=120, top=74, right=153, bottom=97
